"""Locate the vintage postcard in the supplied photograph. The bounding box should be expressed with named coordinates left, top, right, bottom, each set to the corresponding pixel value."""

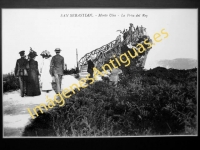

left=2, top=8, right=198, bottom=137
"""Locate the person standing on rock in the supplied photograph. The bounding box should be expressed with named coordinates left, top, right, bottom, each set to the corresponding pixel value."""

left=14, top=50, right=29, bottom=97
left=50, top=48, right=64, bottom=94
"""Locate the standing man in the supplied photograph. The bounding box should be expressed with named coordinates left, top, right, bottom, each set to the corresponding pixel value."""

left=14, top=50, right=28, bottom=97
left=50, top=48, right=64, bottom=94
left=87, top=56, right=95, bottom=84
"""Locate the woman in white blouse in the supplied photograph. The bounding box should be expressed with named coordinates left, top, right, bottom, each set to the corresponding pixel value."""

left=40, top=50, right=52, bottom=93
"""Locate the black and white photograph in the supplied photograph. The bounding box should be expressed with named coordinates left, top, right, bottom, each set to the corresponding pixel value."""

left=2, top=8, right=198, bottom=137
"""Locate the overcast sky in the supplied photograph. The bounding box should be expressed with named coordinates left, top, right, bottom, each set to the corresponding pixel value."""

left=2, top=9, right=197, bottom=74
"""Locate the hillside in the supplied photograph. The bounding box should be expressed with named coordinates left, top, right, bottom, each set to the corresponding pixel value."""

left=22, top=67, right=197, bottom=136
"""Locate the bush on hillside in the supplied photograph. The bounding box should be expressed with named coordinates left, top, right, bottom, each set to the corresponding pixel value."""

left=64, top=67, right=79, bottom=75
left=22, top=67, right=197, bottom=136
left=3, top=72, right=19, bottom=92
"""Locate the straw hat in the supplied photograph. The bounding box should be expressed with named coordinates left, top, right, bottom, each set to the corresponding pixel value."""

left=55, top=48, right=61, bottom=52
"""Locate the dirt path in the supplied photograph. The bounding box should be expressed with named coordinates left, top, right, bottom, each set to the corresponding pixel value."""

left=3, top=75, right=80, bottom=137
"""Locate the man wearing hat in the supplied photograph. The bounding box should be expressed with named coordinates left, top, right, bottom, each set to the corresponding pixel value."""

left=50, top=48, right=64, bottom=94
left=14, top=50, right=28, bottom=97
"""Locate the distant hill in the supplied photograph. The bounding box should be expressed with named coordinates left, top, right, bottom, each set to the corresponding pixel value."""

left=157, top=58, right=197, bottom=69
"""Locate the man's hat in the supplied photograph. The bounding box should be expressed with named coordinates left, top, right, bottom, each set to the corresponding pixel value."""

left=55, top=48, right=61, bottom=52
left=19, top=50, right=25, bottom=56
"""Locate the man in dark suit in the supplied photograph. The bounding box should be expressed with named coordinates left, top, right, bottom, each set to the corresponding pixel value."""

left=87, top=56, right=95, bottom=83
left=50, top=48, right=64, bottom=94
left=14, top=50, right=28, bottom=97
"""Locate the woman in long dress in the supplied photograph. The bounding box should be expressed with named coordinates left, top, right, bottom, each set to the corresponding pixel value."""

left=40, top=50, right=52, bottom=93
left=26, top=49, right=41, bottom=96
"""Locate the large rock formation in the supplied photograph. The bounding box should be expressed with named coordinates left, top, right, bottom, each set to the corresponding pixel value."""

left=79, top=23, right=153, bottom=78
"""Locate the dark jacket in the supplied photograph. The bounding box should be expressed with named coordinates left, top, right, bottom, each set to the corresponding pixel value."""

left=87, top=60, right=94, bottom=72
left=14, top=57, right=28, bottom=76
left=50, top=54, right=64, bottom=75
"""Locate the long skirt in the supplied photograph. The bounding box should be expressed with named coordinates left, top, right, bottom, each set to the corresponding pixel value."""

left=26, top=69, right=41, bottom=96
left=41, top=72, right=52, bottom=91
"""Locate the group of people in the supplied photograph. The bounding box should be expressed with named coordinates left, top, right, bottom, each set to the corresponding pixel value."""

left=14, top=48, right=64, bottom=97
left=117, top=23, right=146, bottom=47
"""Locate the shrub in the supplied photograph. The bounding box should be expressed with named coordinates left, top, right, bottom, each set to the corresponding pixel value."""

left=3, top=72, right=19, bottom=92
left=22, top=67, right=197, bottom=136
left=64, top=67, right=79, bottom=75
